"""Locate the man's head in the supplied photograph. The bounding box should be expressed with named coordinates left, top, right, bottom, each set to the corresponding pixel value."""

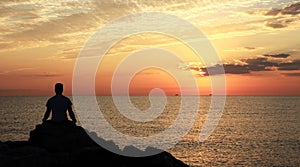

left=55, top=83, right=63, bottom=95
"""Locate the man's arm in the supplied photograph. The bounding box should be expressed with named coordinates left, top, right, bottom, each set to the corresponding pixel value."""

left=68, top=106, right=77, bottom=123
left=42, top=107, right=51, bottom=122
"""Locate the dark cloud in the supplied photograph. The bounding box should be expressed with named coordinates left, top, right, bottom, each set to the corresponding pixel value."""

left=264, top=2, right=300, bottom=16
left=281, top=2, right=300, bottom=15
left=197, top=63, right=251, bottom=76
left=244, top=57, right=278, bottom=71
left=265, top=21, right=287, bottom=29
left=195, top=64, right=251, bottom=76
left=263, top=53, right=290, bottom=58
left=265, top=8, right=282, bottom=16
left=278, top=60, right=300, bottom=70
left=183, top=54, right=300, bottom=76
left=264, top=18, right=297, bottom=29
left=200, top=64, right=228, bottom=76
left=223, top=64, right=250, bottom=74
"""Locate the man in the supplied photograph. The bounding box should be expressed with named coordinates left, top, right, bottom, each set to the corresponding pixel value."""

left=42, top=83, right=77, bottom=123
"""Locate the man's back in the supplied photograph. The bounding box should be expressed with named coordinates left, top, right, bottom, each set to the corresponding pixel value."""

left=46, top=95, right=72, bottom=122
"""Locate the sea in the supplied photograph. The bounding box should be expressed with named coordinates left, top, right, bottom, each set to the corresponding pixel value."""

left=0, top=96, right=299, bottom=166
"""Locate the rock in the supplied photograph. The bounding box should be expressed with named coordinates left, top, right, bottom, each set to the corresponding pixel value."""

left=0, top=121, right=190, bottom=167
left=0, top=141, right=49, bottom=167
left=28, top=121, right=98, bottom=152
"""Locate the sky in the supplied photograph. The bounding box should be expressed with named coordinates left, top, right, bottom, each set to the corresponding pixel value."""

left=0, top=0, right=300, bottom=96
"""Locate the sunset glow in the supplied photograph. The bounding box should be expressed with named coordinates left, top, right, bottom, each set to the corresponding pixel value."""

left=1, top=0, right=300, bottom=96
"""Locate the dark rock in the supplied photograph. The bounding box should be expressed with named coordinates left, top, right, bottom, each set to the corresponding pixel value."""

left=28, top=121, right=98, bottom=152
left=1, top=121, right=190, bottom=167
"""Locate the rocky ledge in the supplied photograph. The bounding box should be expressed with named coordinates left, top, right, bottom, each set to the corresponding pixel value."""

left=0, top=121, right=189, bottom=167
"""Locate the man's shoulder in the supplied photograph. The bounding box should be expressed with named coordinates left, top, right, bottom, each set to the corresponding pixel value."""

left=61, top=95, right=71, bottom=100
left=47, top=96, right=56, bottom=101
left=46, top=96, right=56, bottom=106
left=61, top=95, right=72, bottom=104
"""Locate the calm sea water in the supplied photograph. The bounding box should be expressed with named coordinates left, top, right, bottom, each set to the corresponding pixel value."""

left=0, top=96, right=299, bottom=166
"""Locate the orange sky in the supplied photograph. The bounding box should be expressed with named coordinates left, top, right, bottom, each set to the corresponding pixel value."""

left=1, top=0, right=300, bottom=96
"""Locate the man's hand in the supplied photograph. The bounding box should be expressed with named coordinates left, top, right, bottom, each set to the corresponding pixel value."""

left=43, top=107, right=51, bottom=123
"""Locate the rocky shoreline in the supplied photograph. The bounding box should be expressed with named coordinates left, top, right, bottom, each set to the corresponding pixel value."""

left=0, top=121, right=190, bottom=167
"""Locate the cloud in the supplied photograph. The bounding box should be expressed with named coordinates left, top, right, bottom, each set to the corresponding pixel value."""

left=5, top=12, right=98, bottom=42
left=181, top=53, right=300, bottom=76
left=200, top=64, right=249, bottom=76
left=224, top=46, right=263, bottom=52
left=184, top=63, right=251, bottom=76
left=265, top=8, right=282, bottom=16
left=263, top=53, right=290, bottom=58
left=1, top=0, right=299, bottom=56
left=22, top=73, right=64, bottom=78
left=0, top=68, right=63, bottom=78
left=264, top=2, right=300, bottom=16
left=281, top=2, right=300, bottom=15
left=246, top=2, right=300, bottom=29
left=265, top=21, right=287, bottom=29
left=0, top=67, right=33, bottom=75
left=265, top=17, right=298, bottom=29
left=0, top=1, right=106, bottom=51
left=278, top=60, right=300, bottom=70
left=282, top=72, right=300, bottom=76
left=244, top=46, right=256, bottom=50
left=243, top=57, right=278, bottom=71
left=59, top=47, right=82, bottom=59
left=209, top=2, right=300, bottom=37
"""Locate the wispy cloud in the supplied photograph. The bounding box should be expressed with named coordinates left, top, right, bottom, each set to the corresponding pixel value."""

left=282, top=72, right=300, bottom=76
left=224, top=46, right=263, bottom=52
left=1, top=0, right=299, bottom=61
left=21, top=73, right=64, bottom=78
left=201, top=1, right=300, bottom=40
left=245, top=1, right=300, bottom=29
left=0, top=67, right=34, bottom=75
left=0, top=0, right=101, bottom=51
left=2, top=0, right=296, bottom=52
left=0, top=68, right=63, bottom=79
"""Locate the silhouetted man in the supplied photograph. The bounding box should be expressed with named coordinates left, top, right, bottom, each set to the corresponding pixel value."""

left=42, top=83, right=77, bottom=124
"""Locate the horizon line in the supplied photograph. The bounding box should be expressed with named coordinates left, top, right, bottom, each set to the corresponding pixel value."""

left=1, top=94, right=300, bottom=97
